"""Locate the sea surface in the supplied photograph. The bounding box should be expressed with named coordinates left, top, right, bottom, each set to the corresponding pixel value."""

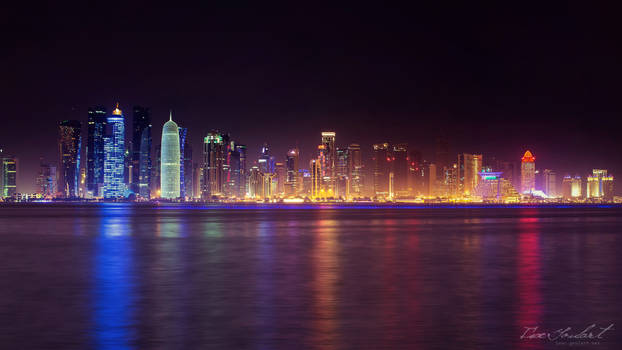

left=0, top=203, right=621, bottom=349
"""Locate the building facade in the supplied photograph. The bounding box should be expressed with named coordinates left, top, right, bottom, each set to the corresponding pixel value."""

left=160, top=114, right=180, bottom=199
left=520, top=150, right=536, bottom=194
left=103, top=104, right=125, bottom=198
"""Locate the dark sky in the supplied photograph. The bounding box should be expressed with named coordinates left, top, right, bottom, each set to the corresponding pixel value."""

left=2, top=3, right=621, bottom=193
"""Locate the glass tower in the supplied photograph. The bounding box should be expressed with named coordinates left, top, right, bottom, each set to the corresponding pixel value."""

left=86, top=106, right=107, bottom=197
left=132, top=106, right=152, bottom=199
left=160, top=113, right=180, bottom=199
left=58, top=120, right=82, bottom=198
left=103, top=103, right=126, bottom=198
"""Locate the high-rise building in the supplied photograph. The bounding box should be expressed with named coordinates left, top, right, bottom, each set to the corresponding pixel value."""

left=160, top=113, right=180, bottom=199
left=202, top=131, right=225, bottom=198
left=321, top=132, right=336, bottom=192
left=347, top=144, right=363, bottom=198
left=0, top=151, right=17, bottom=198
left=86, top=106, right=107, bottom=197
left=458, top=153, right=482, bottom=196
left=58, top=119, right=82, bottom=198
left=153, top=144, right=161, bottom=197
left=587, top=169, right=614, bottom=200
left=235, top=144, right=247, bottom=198
left=335, top=147, right=349, bottom=199
left=258, top=143, right=275, bottom=175
left=520, top=150, right=536, bottom=194
left=392, top=143, right=409, bottom=197
left=562, top=175, right=583, bottom=199
left=36, top=158, right=56, bottom=197
left=178, top=126, right=191, bottom=199
left=103, top=104, right=125, bottom=198
left=310, top=158, right=322, bottom=199
left=285, top=148, right=299, bottom=196
left=193, top=163, right=202, bottom=199
left=132, top=106, right=152, bottom=199
left=248, top=166, right=263, bottom=199
left=372, top=143, right=390, bottom=198
left=275, top=162, right=286, bottom=196
left=543, top=169, right=556, bottom=197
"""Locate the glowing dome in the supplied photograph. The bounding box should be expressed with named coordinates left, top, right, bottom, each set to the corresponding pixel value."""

left=112, top=102, right=122, bottom=116
left=521, top=150, right=535, bottom=163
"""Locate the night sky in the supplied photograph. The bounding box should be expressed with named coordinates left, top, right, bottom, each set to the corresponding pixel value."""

left=2, top=3, right=620, bottom=193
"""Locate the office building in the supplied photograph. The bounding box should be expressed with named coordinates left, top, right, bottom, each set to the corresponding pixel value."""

left=458, top=153, right=482, bottom=196
left=132, top=106, right=152, bottom=199
left=520, top=150, right=536, bottom=194
left=373, top=143, right=390, bottom=198
left=103, top=104, right=125, bottom=198
left=86, top=106, right=107, bottom=197
left=160, top=113, right=181, bottom=199
left=0, top=151, right=17, bottom=198
left=58, top=119, right=82, bottom=198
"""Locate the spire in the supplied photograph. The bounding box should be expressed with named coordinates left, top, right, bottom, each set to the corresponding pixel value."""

left=112, top=102, right=122, bottom=116
left=169, top=109, right=172, bottom=121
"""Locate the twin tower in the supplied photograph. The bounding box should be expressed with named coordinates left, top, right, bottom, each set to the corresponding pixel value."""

left=160, top=112, right=180, bottom=199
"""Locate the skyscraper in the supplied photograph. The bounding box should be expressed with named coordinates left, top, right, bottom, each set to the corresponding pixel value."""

left=335, top=147, right=349, bottom=199
left=202, top=131, right=225, bottom=198
left=543, top=169, right=556, bottom=197
left=178, top=126, right=188, bottom=198
left=458, top=153, right=483, bottom=196
left=373, top=143, right=391, bottom=198
left=86, top=106, right=107, bottom=197
left=36, top=158, right=56, bottom=198
left=520, top=150, right=536, bottom=194
left=285, top=148, right=299, bottom=196
left=0, top=151, right=17, bottom=198
left=160, top=113, right=180, bottom=199
left=258, top=143, right=275, bottom=175
left=132, top=106, right=152, bottom=199
left=321, top=132, right=336, bottom=192
left=236, top=144, right=247, bottom=198
left=310, top=158, right=322, bottom=199
left=587, top=169, right=614, bottom=200
left=58, top=119, right=82, bottom=198
left=103, top=104, right=125, bottom=198
left=347, top=144, right=363, bottom=198
left=392, top=143, right=409, bottom=197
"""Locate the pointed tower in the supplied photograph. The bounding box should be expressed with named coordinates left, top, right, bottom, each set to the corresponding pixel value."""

left=160, top=111, right=180, bottom=199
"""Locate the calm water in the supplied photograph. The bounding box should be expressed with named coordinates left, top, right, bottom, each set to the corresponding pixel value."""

left=0, top=204, right=620, bottom=349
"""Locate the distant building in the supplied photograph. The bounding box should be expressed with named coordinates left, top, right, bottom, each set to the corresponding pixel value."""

left=275, top=162, right=286, bottom=196
left=258, top=143, right=275, bottom=175
left=0, top=151, right=17, bottom=198
left=202, top=131, right=225, bottom=198
left=132, top=106, right=152, bottom=199
left=392, top=143, right=409, bottom=197
left=372, top=143, right=390, bottom=198
left=310, top=158, right=322, bottom=199
left=347, top=144, right=363, bottom=198
left=543, top=169, right=557, bottom=197
left=587, top=169, right=614, bottom=201
left=235, top=144, right=247, bottom=198
left=58, top=119, right=82, bottom=198
left=321, top=132, right=336, bottom=192
left=36, top=158, right=56, bottom=197
left=335, top=147, right=349, bottom=199
left=520, top=150, right=536, bottom=194
left=86, top=106, right=107, bottom=197
left=285, top=148, right=300, bottom=196
left=160, top=113, right=180, bottom=199
left=475, top=171, right=519, bottom=202
left=178, top=126, right=192, bottom=199
left=103, top=104, right=125, bottom=198
left=248, top=166, right=263, bottom=199
left=458, top=153, right=482, bottom=196
left=562, top=175, right=582, bottom=199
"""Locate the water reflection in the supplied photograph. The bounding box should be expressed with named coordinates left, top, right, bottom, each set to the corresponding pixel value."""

left=92, top=206, right=136, bottom=349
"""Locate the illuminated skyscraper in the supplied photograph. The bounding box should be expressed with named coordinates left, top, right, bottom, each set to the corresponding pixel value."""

left=372, top=143, right=390, bottom=198
left=285, top=148, right=299, bottom=196
left=58, top=119, right=82, bottom=198
left=103, top=104, right=125, bottom=198
left=543, top=169, right=556, bottom=197
left=258, top=143, right=275, bottom=175
left=347, top=144, right=363, bottom=198
left=132, top=106, right=152, bottom=199
left=310, top=158, right=322, bottom=199
left=562, top=175, right=582, bottom=199
left=520, top=150, right=536, bottom=194
left=587, top=169, right=614, bottom=200
left=160, top=113, right=180, bottom=199
left=0, top=151, right=17, bottom=198
left=392, top=143, right=409, bottom=197
left=275, top=162, right=286, bottom=196
left=335, top=148, right=349, bottom=199
left=321, top=132, right=336, bottom=192
left=458, top=153, right=482, bottom=196
left=202, top=131, right=225, bottom=198
left=178, top=126, right=191, bottom=199
left=235, top=144, right=247, bottom=198
left=248, top=166, right=263, bottom=199
left=86, top=106, right=107, bottom=197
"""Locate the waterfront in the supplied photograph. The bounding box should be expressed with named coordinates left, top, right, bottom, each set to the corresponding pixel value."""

left=0, top=204, right=621, bottom=349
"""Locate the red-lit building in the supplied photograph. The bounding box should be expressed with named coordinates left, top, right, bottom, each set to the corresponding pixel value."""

left=520, top=150, right=536, bottom=194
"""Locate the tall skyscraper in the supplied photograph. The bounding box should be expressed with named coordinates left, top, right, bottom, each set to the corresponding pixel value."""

left=285, top=148, right=299, bottom=196
left=520, top=150, right=536, bottom=194
left=0, top=150, right=17, bottom=198
left=562, top=175, right=582, bottom=199
left=36, top=158, right=56, bottom=197
left=321, top=132, right=336, bottom=192
left=310, top=158, right=322, bottom=199
left=458, top=153, right=483, bottom=196
left=178, top=126, right=188, bottom=198
left=335, top=147, right=349, bottom=198
left=236, top=144, right=247, bottom=198
left=347, top=144, right=363, bottom=198
left=160, top=113, right=180, bottom=199
left=132, top=106, right=152, bottom=199
left=258, top=143, right=275, bottom=175
left=202, top=131, right=225, bottom=198
left=543, top=169, right=556, bottom=197
left=587, top=169, right=614, bottom=200
left=372, top=143, right=391, bottom=198
left=248, top=166, right=263, bottom=199
left=58, top=119, right=82, bottom=198
left=103, top=104, right=125, bottom=198
left=86, top=106, right=107, bottom=197
left=392, top=143, right=409, bottom=197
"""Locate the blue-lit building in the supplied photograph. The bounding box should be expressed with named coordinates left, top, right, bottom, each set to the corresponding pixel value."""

left=103, top=103, right=126, bottom=198
left=178, top=126, right=191, bottom=199
left=258, top=143, right=275, bottom=174
left=59, top=120, right=82, bottom=198
left=132, top=106, right=152, bottom=199
left=86, top=106, right=107, bottom=197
